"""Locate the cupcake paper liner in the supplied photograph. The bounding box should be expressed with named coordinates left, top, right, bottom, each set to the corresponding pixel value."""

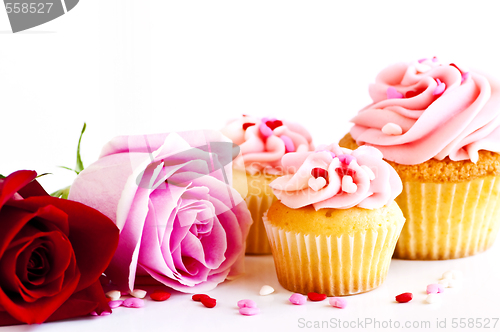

left=245, top=193, right=277, bottom=254
left=263, top=213, right=403, bottom=296
left=394, top=176, right=500, bottom=260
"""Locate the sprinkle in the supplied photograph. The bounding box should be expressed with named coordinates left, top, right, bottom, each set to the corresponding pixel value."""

left=109, top=300, right=124, bottom=309
left=242, top=122, right=255, bottom=130
left=311, top=167, right=328, bottom=179
left=131, top=289, right=147, bottom=299
left=426, top=284, right=444, bottom=294
left=289, top=293, right=307, bottom=305
left=329, top=297, right=347, bottom=309
left=192, top=294, right=211, bottom=302
left=335, top=167, right=355, bottom=177
left=387, top=87, right=403, bottom=99
left=266, top=120, right=283, bottom=130
left=342, top=175, right=357, bottom=194
left=382, top=123, right=403, bottom=135
left=237, top=299, right=257, bottom=308
left=90, top=311, right=111, bottom=316
left=432, top=56, right=438, bottom=62
left=239, top=307, right=260, bottom=316
left=337, top=154, right=355, bottom=165
left=442, top=270, right=463, bottom=280
left=105, top=290, right=121, bottom=301
left=308, top=176, right=327, bottom=192
left=462, top=72, right=470, bottom=83
left=259, top=285, right=275, bottom=296
left=307, top=292, right=327, bottom=301
left=280, top=135, right=295, bottom=153
left=425, top=293, right=441, bottom=304
left=395, top=292, right=413, bottom=303
left=201, top=297, right=217, bottom=308
left=150, top=290, right=171, bottom=301
left=433, top=78, right=446, bottom=95
left=122, top=298, right=145, bottom=308
left=405, top=88, right=425, bottom=98
left=360, top=165, right=376, bottom=180
left=259, top=123, right=273, bottom=138
left=418, top=58, right=428, bottom=63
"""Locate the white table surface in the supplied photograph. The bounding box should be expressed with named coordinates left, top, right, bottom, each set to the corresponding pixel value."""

left=5, top=241, right=500, bottom=332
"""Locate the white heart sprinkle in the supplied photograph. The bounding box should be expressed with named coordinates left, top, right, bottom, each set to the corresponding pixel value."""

left=415, top=62, right=431, bottom=73
left=382, top=123, right=403, bottom=136
left=131, top=289, right=147, bottom=299
left=259, top=285, right=275, bottom=296
left=105, top=290, right=121, bottom=301
left=442, top=270, right=463, bottom=280
left=425, top=293, right=441, bottom=304
left=308, top=176, right=327, bottom=191
left=342, top=176, right=357, bottom=194
left=361, top=165, right=375, bottom=180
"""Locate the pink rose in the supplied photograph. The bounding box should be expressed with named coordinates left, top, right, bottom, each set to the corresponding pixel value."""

left=68, top=131, right=252, bottom=293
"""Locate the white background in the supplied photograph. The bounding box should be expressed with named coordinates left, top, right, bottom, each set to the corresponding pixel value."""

left=1, top=1, right=500, bottom=331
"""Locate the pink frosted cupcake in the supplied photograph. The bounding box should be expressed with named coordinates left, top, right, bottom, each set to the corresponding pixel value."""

left=264, top=143, right=405, bottom=296
left=221, top=115, right=314, bottom=254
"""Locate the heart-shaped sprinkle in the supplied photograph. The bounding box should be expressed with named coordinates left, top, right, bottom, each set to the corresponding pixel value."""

left=131, top=289, right=147, bottom=299
left=122, top=298, right=145, bottom=308
left=382, top=123, right=403, bottom=135
left=109, top=300, right=124, bottom=309
left=405, top=88, right=425, bottom=98
left=259, top=285, right=275, bottom=296
left=105, top=290, right=121, bottom=301
left=308, top=176, right=327, bottom=191
left=242, top=122, right=255, bottom=130
left=289, top=293, right=307, bottom=305
left=386, top=87, right=403, bottom=99
left=432, top=56, right=438, bottom=62
left=239, top=307, right=260, bottom=316
left=280, top=135, right=295, bottom=153
left=311, top=167, right=328, bottom=179
left=342, top=176, right=357, bottom=194
left=395, top=292, right=413, bottom=303
left=150, top=290, right=171, bottom=301
left=266, top=120, right=283, bottom=130
left=335, top=167, right=355, bottom=177
left=337, top=154, right=355, bottom=165
left=433, top=78, right=446, bottom=95
left=426, top=284, right=444, bottom=294
left=201, top=297, right=217, bottom=308
left=259, top=123, right=273, bottom=138
left=192, top=294, right=211, bottom=302
left=360, top=165, right=376, bottom=180
left=329, top=297, right=347, bottom=309
left=425, top=293, right=441, bottom=304
left=307, top=292, right=327, bottom=301
left=237, top=299, right=257, bottom=308
left=418, top=58, right=428, bottom=63
left=462, top=72, right=469, bottom=83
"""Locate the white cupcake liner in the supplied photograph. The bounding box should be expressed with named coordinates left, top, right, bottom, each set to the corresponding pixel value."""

left=394, top=176, right=500, bottom=260
left=263, top=212, right=403, bottom=296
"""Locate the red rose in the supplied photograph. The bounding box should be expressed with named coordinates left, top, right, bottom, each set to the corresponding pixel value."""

left=0, top=170, right=120, bottom=326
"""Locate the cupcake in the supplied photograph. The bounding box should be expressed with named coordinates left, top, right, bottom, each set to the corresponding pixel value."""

left=264, top=143, right=404, bottom=296
left=340, top=57, right=500, bottom=260
left=221, top=115, right=314, bottom=254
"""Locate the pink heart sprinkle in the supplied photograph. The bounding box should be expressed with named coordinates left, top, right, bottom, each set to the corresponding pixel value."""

left=386, top=87, right=403, bottom=99
left=418, top=58, right=427, bottom=63
left=280, top=135, right=295, bottom=153
left=239, top=307, right=260, bottom=316
left=122, top=298, right=145, bottom=308
left=329, top=297, right=347, bottom=309
left=237, top=299, right=257, bottom=308
left=289, top=293, right=307, bottom=305
left=462, top=72, right=469, bottom=83
left=432, top=56, right=438, bottom=62
left=338, top=154, right=355, bottom=165
left=259, top=123, right=273, bottom=138
left=109, top=300, right=124, bottom=309
left=433, top=79, right=446, bottom=96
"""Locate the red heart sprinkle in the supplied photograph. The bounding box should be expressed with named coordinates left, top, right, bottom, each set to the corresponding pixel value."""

left=265, top=120, right=283, bottom=130
left=192, top=294, right=210, bottom=302
left=242, top=122, right=255, bottom=130
left=307, top=292, right=327, bottom=301
left=311, top=168, right=328, bottom=180
left=405, top=88, right=425, bottom=98
left=201, top=297, right=217, bottom=308
left=150, top=290, right=171, bottom=301
left=335, top=168, right=355, bottom=177
left=395, top=292, right=413, bottom=303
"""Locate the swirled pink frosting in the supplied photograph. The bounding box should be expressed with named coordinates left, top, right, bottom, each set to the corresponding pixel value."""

left=221, top=115, right=314, bottom=174
left=350, top=58, right=500, bottom=164
left=269, top=144, right=402, bottom=210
